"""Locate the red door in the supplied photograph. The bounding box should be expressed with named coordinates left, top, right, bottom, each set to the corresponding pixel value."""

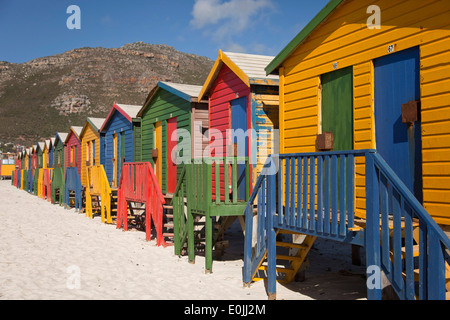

left=167, top=117, right=177, bottom=194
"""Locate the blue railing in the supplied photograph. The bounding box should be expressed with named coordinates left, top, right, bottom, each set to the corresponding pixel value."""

left=65, top=167, right=83, bottom=211
left=16, top=170, right=21, bottom=189
left=244, top=150, right=450, bottom=300
left=366, top=151, right=450, bottom=300
left=26, top=168, right=34, bottom=193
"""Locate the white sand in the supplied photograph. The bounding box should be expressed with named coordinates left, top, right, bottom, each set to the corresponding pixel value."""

left=0, top=180, right=367, bottom=300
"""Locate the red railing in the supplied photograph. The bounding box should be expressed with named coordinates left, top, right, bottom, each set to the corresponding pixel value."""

left=116, top=162, right=166, bottom=246
left=42, top=168, right=53, bottom=201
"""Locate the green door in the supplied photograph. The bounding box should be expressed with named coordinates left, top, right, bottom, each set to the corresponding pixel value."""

left=321, top=67, right=353, bottom=151
left=321, top=67, right=353, bottom=216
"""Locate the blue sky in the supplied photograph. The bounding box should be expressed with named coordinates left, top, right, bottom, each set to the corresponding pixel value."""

left=0, top=0, right=330, bottom=63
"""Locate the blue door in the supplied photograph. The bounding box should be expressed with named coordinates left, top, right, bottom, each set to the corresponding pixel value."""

left=374, top=47, right=423, bottom=202
left=231, top=97, right=248, bottom=201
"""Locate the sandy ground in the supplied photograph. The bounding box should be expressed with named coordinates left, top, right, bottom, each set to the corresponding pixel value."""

left=0, top=180, right=367, bottom=300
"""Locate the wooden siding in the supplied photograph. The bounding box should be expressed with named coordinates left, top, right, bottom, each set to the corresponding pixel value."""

left=251, top=85, right=279, bottom=185
left=141, top=88, right=193, bottom=194
left=103, top=111, right=134, bottom=186
left=53, top=139, right=65, bottom=169
left=65, top=133, right=81, bottom=179
left=191, top=103, right=209, bottom=160
left=279, top=0, right=450, bottom=223
left=80, top=122, right=101, bottom=186
left=208, top=64, right=250, bottom=198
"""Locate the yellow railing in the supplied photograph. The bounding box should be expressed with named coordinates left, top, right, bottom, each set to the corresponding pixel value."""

left=85, top=165, right=112, bottom=224
left=37, top=169, right=44, bottom=198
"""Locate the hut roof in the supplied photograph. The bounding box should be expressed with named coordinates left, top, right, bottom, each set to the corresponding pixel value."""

left=55, top=132, right=68, bottom=146
left=138, top=81, right=204, bottom=117
left=65, top=126, right=83, bottom=144
left=198, top=50, right=278, bottom=101
left=100, top=103, right=141, bottom=131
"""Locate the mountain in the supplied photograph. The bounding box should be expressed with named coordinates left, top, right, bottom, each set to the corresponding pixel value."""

left=0, top=42, right=214, bottom=147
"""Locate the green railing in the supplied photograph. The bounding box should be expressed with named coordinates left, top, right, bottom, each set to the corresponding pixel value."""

left=173, top=157, right=250, bottom=273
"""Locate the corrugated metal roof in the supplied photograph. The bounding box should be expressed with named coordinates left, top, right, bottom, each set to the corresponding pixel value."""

left=71, top=126, right=83, bottom=138
left=115, top=104, right=141, bottom=118
left=223, top=52, right=278, bottom=80
left=87, top=117, right=106, bottom=131
left=56, top=132, right=68, bottom=144
left=159, top=81, right=203, bottom=99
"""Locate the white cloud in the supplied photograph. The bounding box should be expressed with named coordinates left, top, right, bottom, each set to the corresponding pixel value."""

left=190, top=0, right=274, bottom=53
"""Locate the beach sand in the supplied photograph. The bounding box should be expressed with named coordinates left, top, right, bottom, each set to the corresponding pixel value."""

left=0, top=180, right=367, bottom=300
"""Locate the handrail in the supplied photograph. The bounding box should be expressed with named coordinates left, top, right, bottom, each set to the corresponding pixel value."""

left=366, top=151, right=450, bottom=300
left=244, top=149, right=450, bottom=300
left=37, top=168, right=44, bottom=198
left=85, top=165, right=112, bottom=224
left=243, top=157, right=273, bottom=285
left=173, top=166, right=187, bottom=256
left=116, top=162, right=166, bottom=246
left=371, top=152, right=450, bottom=248
left=26, top=168, right=34, bottom=193
left=64, top=167, right=83, bottom=211
left=42, top=168, right=53, bottom=201
left=51, top=167, right=65, bottom=205
left=188, top=157, right=251, bottom=212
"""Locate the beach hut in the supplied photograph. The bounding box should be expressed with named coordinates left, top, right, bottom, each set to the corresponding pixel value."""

left=171, top=51, right=279, bottom=272
left=116, top=82, right=209, bottom=245
left=1, top=152, right=15, bottom=181
left=40, top=139, right=54, bottom=201
left=48, top=138, right=55, bottom=169
left=136, top=81, right=209, bottom=195
left=264, top=0, right=450, bottom=225
left=64, top=126, right=83, bottom=211
left=80, top=117, right=106, bottom=187
left=51, top=132, right=68, bottom=205
left=34, top=142, right=46, bottom=196
left=100, top=103, right=141, bottom=189
left=80, top=117, right=114, bottom=223
left=26, top=145, right=37, bottom=193
left=198, top=50, right=280, bottom=189
left=243, top=0, right=450, bottom=300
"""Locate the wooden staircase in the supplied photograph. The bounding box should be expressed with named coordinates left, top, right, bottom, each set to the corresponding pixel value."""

left=162, top=194, right=175, bottom=246
left=251, top=230, right=316, bottom=284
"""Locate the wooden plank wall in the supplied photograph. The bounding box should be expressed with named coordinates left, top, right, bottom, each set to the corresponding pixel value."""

left=251, top=85, right=279, bottom=185
left=80, top=123, right=100, bottom=186
left=209, top=64, right=250, bottom=198
left=141, top=88, right=192, bottom=194
left=103, top=112, right=134, bottom=186
left=65, top=133, right=81, bottom=179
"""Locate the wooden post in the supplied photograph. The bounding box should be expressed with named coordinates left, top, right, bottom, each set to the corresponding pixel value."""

left=365, top=151, right=382, bottom=300
left=267, top=168, right=277, bottom=300
left=187, top=164, right=195, bottom=264
left=205, top=162, right=213, bottom=273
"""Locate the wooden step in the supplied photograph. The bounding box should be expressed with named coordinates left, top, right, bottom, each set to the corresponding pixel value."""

left=257, top=265, right=295, bottom=275
left=276, top=241, right=308, bottom=250
left=163, top=233, right=174, bottom=237
left=401, top=245, right=420, bottom=258
left=276, top=254, right=304, bottom=262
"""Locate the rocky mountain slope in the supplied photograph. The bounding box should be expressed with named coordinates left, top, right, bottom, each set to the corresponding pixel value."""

left=0, top=42, right=214, bottom=146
